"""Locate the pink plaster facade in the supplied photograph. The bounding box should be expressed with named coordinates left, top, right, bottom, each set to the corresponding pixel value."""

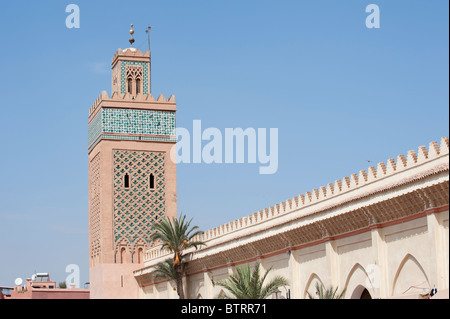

left=8, top=278, right=89, bottom=299
left=88, top=47, right=177, bottom=299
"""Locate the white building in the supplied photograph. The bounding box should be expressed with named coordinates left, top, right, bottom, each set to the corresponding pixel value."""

left=135, top=137, right=449, bottom=299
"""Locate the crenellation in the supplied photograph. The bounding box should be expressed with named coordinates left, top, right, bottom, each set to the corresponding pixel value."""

left=143, top=137, right=449, bottom=266
left=305, top=191, right=313, bottom=204
left=440, top=136, right=449, bottom=154
left=386, top=159, right=396, bottom=175
left=112, top=48, right=150, bottom=66
left=366, top=167, right=376, bottom=182
left=341, top=176, right=351, bottom=192
left=417, top=146, right=428, bottom=163
left=428, top=141, right=440, bottom=158
left=396, top=154, right=407, bottom=171
left=280, top=201, right=286, bottom=214
left=350, top=174, right=359, bottom=188
left=358, top=170, right=368, bottom=185
left=287, top=198, right=293, bottom=210
left=298, top=194, right=305, bottom=207
left=406, top=150, right=417, bottom=166
left=274, top=204, right=280, bottom=215
left=334, top=179, right=343, bottom=194
left=326, top=183, right=335, bottom=196
left=377, top=162, right=387, bottom=177
left=89, top=91, right=110, bottom=116
left=292, top=196, right=298, bottom=209
left=89, top=91, right=176, bottom=119
left=319, top=186, right=327, bottom=200
left=312, top=189, right=319, bottom=201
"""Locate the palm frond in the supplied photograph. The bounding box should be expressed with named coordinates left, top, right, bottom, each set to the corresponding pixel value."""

left=214, top=262, right=288, bottom=299
left=308, top=282, right=346, bottom=299
left=152, top=259, right=178, bottom=286
left=260, top=276, right=289, bottom=299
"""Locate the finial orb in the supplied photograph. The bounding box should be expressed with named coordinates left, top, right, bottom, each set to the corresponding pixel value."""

left=129, top=23, right=135, bottom=46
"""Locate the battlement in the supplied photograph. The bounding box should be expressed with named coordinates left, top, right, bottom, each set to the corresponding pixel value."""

left=88, top=90, right=176, bottom=119
left=143, top=137, right=449, bottom=264
left=112, top=48, right=150, bottom=66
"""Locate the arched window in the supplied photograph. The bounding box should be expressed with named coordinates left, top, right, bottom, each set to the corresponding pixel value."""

left=120, top=247, right=126, bottom=264
left=136, top=78, right=141, bottom=94
left=127, top=77, right=133, bottom=94
left=149, top=173, right=155, bottom=189
left=124, top=173, right=130, bottom=188
left=137, top=247, right=144, bottom=264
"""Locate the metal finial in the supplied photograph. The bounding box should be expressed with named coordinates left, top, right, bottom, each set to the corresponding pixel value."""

left=129, top=24, right=135, bottom=47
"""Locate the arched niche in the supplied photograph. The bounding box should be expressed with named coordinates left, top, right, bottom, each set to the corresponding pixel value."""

left=392, top=254, right=430, bottom=297
left=303, top=273, right=324, bottom=299
left=344, top=263, right=375, bottom=299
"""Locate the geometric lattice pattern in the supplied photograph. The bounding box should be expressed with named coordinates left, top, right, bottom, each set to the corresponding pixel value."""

left=89, top=153, right=101, bottom=261
left=120, top=61, right=149, bottom=94
left=113, top=150, right=166, bottom=255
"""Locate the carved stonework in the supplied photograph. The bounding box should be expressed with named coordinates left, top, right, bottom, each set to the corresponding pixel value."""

left=113, top=150, right=166, bottom=257
left=89, top=153, right=101, bottom=261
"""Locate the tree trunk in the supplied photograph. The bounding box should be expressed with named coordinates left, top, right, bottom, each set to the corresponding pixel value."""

left=175, top=264, right=185, bottom=299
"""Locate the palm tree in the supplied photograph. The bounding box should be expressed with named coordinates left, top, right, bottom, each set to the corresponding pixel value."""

left=150, top=214, right=205, bottom=299
left=152, top=258, right=179, bottom=289
left=215, top=262, right=289, bottom=299
left=307, top=282, right=346, bottom=299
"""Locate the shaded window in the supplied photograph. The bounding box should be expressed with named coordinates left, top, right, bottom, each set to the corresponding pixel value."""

left=137, top=247, right=144, bottom=264
left=124, top=173, right=130, bottom=188
left=136, top=78, right=141, bottom=94
left=149, top=173, right=155, bottom=189
left=127, top=77, right=133, bottom=94
left=120, top=247, right=126, bottom=264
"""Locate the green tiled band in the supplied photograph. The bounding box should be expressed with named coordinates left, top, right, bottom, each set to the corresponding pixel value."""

left=88, top=108, right=176, bottom=152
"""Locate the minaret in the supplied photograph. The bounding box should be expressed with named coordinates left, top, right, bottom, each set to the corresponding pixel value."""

left=88, top=25, right=177, bottom=299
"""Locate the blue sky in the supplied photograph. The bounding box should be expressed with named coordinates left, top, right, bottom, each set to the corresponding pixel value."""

left=0, top=0, right=448, bottom=287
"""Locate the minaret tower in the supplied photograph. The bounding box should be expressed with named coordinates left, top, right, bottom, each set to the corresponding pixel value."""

left=88, top=25, right=177, bottom=298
